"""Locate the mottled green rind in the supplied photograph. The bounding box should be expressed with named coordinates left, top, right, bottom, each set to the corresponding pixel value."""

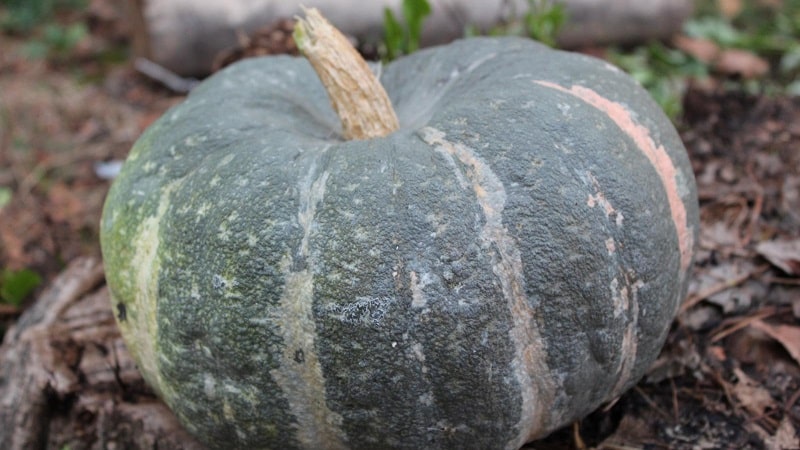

left=100, top=37, right=699, bottom=449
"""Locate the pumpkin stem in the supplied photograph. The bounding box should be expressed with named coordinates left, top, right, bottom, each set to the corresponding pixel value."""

left=294, top=8, right=399, bottom=140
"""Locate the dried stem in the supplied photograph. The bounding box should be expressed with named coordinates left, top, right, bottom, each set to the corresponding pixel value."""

left=294, top=8, right=399, bottom=140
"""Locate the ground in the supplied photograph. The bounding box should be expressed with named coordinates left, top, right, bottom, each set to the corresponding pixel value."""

left=0, top=2, right=799, bottom=449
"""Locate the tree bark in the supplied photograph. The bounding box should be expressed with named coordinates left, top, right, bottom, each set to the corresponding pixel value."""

left=0, top=257, right=205, bottom=450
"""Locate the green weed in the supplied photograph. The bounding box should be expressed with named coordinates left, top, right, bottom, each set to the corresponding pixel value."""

left=382, top=0, right=432, bottom=61
left=610, top=1, right=800, bottom=120
left=465, top=0, right=566, bottom=47
left=23, top=22, right=87, bottom=59
left=1, top=268, right=41, bottom=307
left=522, top=0, right=566, bottom=47
left=608, top=43, right=709, bottom=120
left=0, top=0, right=86, bottom=33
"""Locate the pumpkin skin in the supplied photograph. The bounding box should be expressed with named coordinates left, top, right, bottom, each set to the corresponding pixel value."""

left=100, top=37, right=698, bottom=450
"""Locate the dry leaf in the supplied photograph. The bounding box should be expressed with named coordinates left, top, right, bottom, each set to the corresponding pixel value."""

left=756, top=238, right=800, bottom=275
left=674, top=35, right=721, bottom=64
left=750, top=319, right=800, bottom=367
left=761, top=417, right=800, bottom=449
left=717, top=0, right=744, bottom=18
left=714, top=49, right=770, bottom=78
left=731, top=368, right=775, bottom=417
left=674, top=36, right=770, bottom=79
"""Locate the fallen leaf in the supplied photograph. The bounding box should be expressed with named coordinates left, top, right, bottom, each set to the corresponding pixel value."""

left=731, top=368, right=775, bottom=417
left=685, top=261, right=762, bottom=313
left=756, top=238, right=800, bottom=275
left=714, top=48, right=770, bottom=78
left=717, top=0, right=743, bottom=18
left=674, top=35, right=770, bottom=79
left=761, top=417, right=800, bottom=450
left=750, top=319, right=800, bottom=367
left=674, top=35, right=721, bottom=64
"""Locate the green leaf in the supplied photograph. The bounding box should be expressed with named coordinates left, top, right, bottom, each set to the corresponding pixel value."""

left=780, top=46, right=800, bottom=73
left=786, top=81, right=800, bottom=96
left=383, top=8, right=404, bottom=61
left=0, top=187, right=11, bottom=209
left=382, top=0, right=431, bottom=60
left=684, top=17, right=743, bottom=47
left=403, top=0, right=432, bottom=53
left=524, top=0, right=566, bottom=47
left=1, top=268, right=42, bottom=307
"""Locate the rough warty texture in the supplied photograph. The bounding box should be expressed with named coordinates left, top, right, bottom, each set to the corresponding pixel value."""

left=101, top=37, right=699, bottom=450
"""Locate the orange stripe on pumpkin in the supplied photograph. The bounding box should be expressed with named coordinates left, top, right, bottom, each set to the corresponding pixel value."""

left=534, top=81, right=693, bottom=274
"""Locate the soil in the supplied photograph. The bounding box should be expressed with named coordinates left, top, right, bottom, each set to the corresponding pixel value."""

left=1, top=3, right=799, bottom=449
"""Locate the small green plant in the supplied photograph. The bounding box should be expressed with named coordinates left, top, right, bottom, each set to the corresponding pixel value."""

left=0, top=0, right=86, bottom=33
left=609, top=1, right=800, bottom=120
left=0, top=187, right=11, bottom=209
left=382, top=0, right=432, bottom=61
left=465, top=0, right=566, bottom=48
left=608, top=43, right=709, bottom=121
left=683, top=5, right=800, bottom=95
left=523, top=0, right=566, bottom=47
left=0, top=268, right=41, bottom=307
left=23, top=22, right=87, bottom=59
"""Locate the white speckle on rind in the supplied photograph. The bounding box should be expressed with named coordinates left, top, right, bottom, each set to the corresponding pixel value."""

left=323, top=296, right=395, bottom=325
left=584, top=171, right=624, bottom=227
left=217, top=222, right=231, bottom=242
left=610, top=277, right=625, bottom=318
left=246, top=233, right=258, bottom=247
left=605, top=238, right=616, bottom=255
left=203, top=374, right=217, bottom=398
left=410, top=342, right=426, bottom=362
left=609, top=276, right=644, bottom=398
left=409, top=271, right=429, bottom=309
left=269, top=156, right=347, bottom=449
left=196, top=202, right=211, bottom=218
left=419, top=392, right=435, bottom=406
left=420, top=127, right=555, bottom=448
left=557, top=103, right=572, bottom=118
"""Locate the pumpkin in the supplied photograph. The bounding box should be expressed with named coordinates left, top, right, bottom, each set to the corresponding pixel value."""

left=100, top=9, right=698, bottom=450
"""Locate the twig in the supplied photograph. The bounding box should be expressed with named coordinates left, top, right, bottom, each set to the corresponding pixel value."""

left=634, top=386, right=672, bottom=422
left=572, top=421, right=587, bottom=450
left=134, top=58, right=199, bottom=93
left=764, top=276, right=800, bottom=286
left=670, top=377, right=680, bottom=423
left=739, top=178, right=763, bottom=247
left=710, top=307, right=779, bottom=343
left=702, top=362, right=738, bottom=413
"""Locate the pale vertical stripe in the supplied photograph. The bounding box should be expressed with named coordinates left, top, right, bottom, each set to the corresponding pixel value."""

left=270, top=162, right=347, bottom=449
left=421, top=127, right=555, bottom=448
left=584, top=170, right=640, bottom=394
left=123, top=179, right=183, bottom=398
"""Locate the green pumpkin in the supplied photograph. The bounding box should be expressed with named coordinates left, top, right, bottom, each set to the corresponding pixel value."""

left=101, top=20, right=698, bottom=450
